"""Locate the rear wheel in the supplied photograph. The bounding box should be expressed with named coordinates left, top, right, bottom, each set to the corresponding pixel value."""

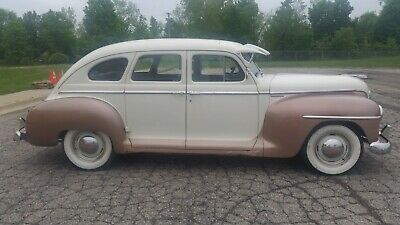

left=64, top=130, right=114, bottom=170
left=304, top=125, right=362, bottom=175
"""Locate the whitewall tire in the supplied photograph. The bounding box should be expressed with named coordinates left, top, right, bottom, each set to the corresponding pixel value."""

left=64, top=130, right=114, bottom=170
left=304, top=125, right=362, bottom=175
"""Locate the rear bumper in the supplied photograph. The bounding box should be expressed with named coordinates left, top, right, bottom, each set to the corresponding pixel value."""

left=369, top=125, right=392, bottom=155
left=13, top=117, right=27, bottom=141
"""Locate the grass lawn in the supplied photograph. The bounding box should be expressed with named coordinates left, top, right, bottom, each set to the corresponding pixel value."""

left=0, top=64, right=71, bottom=95
left=258, top=55, right=400, bottom=68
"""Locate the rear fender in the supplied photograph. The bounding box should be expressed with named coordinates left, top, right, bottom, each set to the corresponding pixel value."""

left=26, top=97, right=127, bottom=152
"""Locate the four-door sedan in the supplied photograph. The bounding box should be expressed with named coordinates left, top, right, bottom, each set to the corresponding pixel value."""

left=14, top=39, right=391, bottom=175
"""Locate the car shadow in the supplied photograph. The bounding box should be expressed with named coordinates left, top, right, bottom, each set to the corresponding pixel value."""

left=26, top=144, right=387, bottom=177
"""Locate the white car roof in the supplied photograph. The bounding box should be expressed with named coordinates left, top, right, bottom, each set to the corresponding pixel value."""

left=87, top=39, right=269, bottom=58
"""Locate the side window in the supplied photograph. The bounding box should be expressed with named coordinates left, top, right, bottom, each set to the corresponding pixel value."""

left=132, top=54, right=181, bottom=82
left=192, top=55, right=245, bottom=82
left=88, top=58, right=128, bottom=81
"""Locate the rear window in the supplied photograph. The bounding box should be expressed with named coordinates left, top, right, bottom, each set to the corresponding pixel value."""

left=88, top=58, right=128, bottom=81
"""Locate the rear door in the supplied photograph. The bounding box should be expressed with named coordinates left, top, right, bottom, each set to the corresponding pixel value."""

left=125, top=51, right=187, bottom=150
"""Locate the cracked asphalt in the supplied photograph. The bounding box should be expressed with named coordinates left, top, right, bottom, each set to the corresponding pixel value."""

left=0, top=68, right=399, bottom=225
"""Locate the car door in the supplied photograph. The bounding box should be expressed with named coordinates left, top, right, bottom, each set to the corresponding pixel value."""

left=125, top=51, right=186, bottom=150
left=186, top=51, right=259, bottom=151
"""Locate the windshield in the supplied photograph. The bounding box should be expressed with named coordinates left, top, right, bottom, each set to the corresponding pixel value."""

left=248, top=60, right=263, bottom=77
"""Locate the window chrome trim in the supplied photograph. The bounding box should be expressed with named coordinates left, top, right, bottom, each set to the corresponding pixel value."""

left=303, top=115, right=382, bottom=120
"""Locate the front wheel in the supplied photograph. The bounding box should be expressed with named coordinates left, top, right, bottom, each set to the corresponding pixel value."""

left=64, top=130, right=114, bottom=170
left=304, top=125, right=362, bottom=175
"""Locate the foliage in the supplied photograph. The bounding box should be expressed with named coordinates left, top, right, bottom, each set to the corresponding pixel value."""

left=330, top=27, right=357, bottom=50
left=0, top=9, right=18, bottom=60
left=262, top=0, right=313, bottom=51
left=38, top=9, right=76, bottom=59
left=309, top=0, right=353, bottom=40
left=3, top=19, right=31, bottom=64
left=48, top=53, right=69, bottom=64
left=83, top=0, right=129, bottom=50
left=374, top=0, right=400, bottom=44
left=149, top=17, right=163, bottom=38
left=22, top=11, right=41, bottom=58
left=168, top=0, right=261, bottom=44
left=353, top=12, right=378, bottom=50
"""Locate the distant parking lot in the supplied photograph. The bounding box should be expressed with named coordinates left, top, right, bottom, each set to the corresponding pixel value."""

left=0, top=68, right=399, bottom=225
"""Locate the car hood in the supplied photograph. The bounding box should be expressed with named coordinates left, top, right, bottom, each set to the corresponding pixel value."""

left=268, top=74, right=370, bottom=96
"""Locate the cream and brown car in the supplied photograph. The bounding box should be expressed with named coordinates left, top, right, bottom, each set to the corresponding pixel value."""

left=14, top=39, right=392, bottom=174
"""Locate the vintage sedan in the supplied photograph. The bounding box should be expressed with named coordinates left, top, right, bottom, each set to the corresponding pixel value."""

left=14, top=39, right=392, bottom=174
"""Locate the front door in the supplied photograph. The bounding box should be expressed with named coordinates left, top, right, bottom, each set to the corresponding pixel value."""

left=125, top=51, right=186, bottom=150
left=186, top=51, right=259, bottom=151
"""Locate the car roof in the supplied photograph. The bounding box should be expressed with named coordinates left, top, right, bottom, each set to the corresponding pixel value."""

left=87, top=38, right=269, bottom=56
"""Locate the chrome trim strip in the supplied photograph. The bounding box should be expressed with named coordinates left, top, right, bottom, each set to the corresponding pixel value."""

left=125, top=91, right=186, bottom=95
left=265, top=89, right=360, bottom=96
left=188, top=91, right=259, bottom=95
left=303, top=115, right=382, bottom=120
left=59, top=90, right=124, bottom=94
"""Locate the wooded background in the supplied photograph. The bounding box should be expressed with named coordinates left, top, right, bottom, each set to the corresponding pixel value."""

left=0, top=0, right=399, bottom=65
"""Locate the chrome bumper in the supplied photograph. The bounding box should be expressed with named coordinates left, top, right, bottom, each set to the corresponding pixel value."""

left=369, top=125, right=392, bottom=155
left=13, top=117, right=27, bottom=141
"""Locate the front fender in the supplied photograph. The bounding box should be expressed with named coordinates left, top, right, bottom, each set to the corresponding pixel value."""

left=263, top=93, right=381, bottom=158
left=25, top=97, right=126, bottom=152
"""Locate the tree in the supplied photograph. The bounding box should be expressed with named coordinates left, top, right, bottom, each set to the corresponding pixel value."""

left=164, top=12, right=186, bottom=38
left=309, top=0, right=353, bottom=40
left=353, top=12, right=378, bottom=50
left=221, top=0, right=261, bottom=43
left=132, top=15, right=150, bottom=39
left=149, top=16, right=163, bottom=38
left=0, top=9, right=17, bottom=60
left=3, top=19, right=31, bottom=64
left=38, top=10, right=76, bottom=58
left=330, top=27, right=357, bottom=50
left=83, top=0, right=129, bottom=50
left=262, top=0, right=313, bottom=51
left=374, top=0, right=400, bottom=44
left=170, top=0, right=262, bottom=43
left=22, top=11, right=41, bottom=58
left=113, top=0, right=141, bottom=35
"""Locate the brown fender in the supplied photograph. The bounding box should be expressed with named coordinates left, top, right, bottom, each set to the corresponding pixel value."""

left=25, top=97, right=126, bottom=152
left=263, top=93, right=381, bottom=158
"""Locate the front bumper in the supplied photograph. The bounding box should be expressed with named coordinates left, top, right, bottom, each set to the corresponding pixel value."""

left=369, top=125, right=392, bottom=155
left=13, top=117, right=27, bottom=141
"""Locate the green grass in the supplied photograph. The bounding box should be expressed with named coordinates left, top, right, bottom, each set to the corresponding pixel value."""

left=0, top=64, right=71, bottom=95
left=258, top=56, right=400, bottom=68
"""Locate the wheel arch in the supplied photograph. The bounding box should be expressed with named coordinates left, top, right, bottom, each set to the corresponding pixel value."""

left=263, top=93, right=381, bottom=158
left=26, top=97, right=127, bottom=152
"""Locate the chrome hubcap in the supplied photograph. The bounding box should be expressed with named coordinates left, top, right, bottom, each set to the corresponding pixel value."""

left=317, top=135, right=350, bottom=165
left=74, top=132, right=104, bottom=161
left=78, top=136, right=99, bottom=155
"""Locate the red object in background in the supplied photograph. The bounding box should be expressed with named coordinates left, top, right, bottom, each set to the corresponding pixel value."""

left=49, top=70, right=62, bottom=86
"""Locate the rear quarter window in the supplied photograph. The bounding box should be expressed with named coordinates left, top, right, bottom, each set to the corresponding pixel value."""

left=88, top=58, right=128, bottom=81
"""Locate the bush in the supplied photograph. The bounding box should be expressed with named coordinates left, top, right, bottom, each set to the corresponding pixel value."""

left=20, top=57, right=34, bottom=65
left=48, top=53, right=69, bottom=64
